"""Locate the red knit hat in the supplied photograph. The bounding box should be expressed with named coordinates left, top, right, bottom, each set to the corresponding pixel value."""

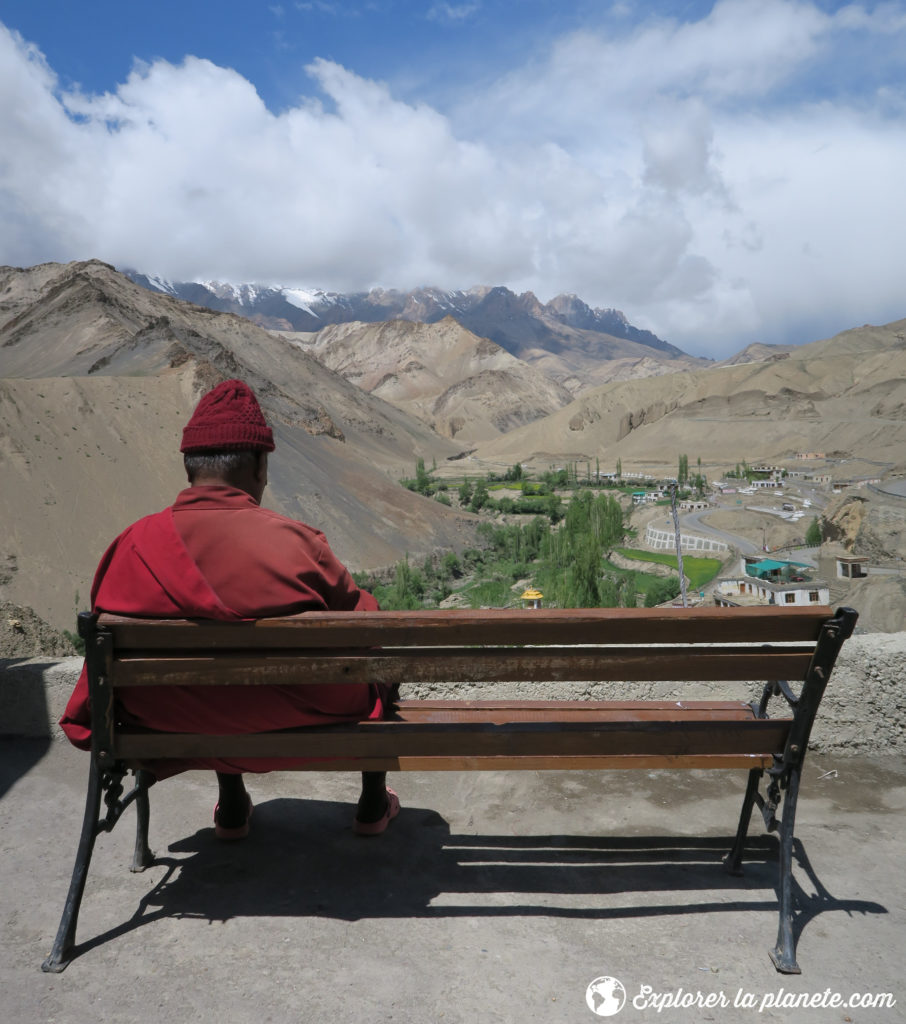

left=180, top=379, right=275, bottom=453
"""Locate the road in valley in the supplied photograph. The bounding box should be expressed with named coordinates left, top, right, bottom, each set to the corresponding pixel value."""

left=669, top=506, right=759, bottom=555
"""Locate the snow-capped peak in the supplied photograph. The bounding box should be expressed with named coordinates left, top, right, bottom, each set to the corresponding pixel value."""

left=282, top=288, right=326, bottom=317
left=146, top=275, right=177, bottom=295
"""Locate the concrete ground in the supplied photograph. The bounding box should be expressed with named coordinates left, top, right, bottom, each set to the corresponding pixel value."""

left=1, top=739, right=904, bottom=1024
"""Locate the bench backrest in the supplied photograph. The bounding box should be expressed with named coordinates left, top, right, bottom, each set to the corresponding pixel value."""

left=81, top=605, right=857, bottom=771
left=91, top=605, right=842, bottom=685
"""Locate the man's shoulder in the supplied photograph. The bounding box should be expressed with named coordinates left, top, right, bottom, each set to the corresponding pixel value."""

left=254, top=504, right=328, bottom=543
left=107, top=506, right=173, bottom=545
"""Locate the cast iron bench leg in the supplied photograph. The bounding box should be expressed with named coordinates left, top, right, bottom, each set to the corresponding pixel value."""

left=130, top=770, right=155, bottom=873
left=769, top=765, right=802, bottom=974
left=41, top=759, right=103, bottom=973
left=724, top=767, right=761, bottom=876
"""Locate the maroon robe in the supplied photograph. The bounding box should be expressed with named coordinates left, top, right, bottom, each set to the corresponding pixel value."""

left=60, top=485, right=387, bottom=777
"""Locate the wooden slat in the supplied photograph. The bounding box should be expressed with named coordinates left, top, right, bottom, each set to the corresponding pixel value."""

left=109, top=646, right=814, bottom=687
left=113, top=716, right=790, bottom=760
left=401, top=699, right=761, bottom=711
left=98, top=605, right=834, bottom=650
left=122, top=753, right=776, bottom=772
left=384, top=703, right=767, bottom=724
left=380, top=754, right=777, bottom=771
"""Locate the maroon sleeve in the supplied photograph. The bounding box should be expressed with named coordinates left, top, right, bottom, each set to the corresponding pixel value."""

left=313, top=534, right=380, bottom=611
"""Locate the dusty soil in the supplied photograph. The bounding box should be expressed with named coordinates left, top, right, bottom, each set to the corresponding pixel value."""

left=702, top=506, right=810, bottom=550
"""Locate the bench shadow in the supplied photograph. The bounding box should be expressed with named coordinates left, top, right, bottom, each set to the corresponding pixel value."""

left=0, top=737, right=51, bottom=800
left=71, top=796, right=887, bottom=963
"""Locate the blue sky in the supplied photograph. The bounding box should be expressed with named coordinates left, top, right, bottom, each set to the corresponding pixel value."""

left=1, top=2, right=670, bottom=111
left=1, top=1, right=905, bottom=357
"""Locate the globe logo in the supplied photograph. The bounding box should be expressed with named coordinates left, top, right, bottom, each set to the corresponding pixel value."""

left=585, top=976, right=627, bottom=1017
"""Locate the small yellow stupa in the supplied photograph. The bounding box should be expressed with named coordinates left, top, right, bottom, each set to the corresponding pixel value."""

left=520, top=587, right=543, bottom=609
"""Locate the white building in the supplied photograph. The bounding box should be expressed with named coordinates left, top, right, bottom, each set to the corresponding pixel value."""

left=836, top=556, right=869, bottom=579
left=713, top=576, right=830, bottom=608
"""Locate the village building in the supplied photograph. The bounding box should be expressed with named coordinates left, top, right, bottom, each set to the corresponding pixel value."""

left=836, top=556, right=869, bottom=579
left=713, top=556, right=829, bottom=608
left=713, top=576, right=830, bottom=608
left=832, top=478, right=882, bottom=493
left=741, top=556, right=811, bottom=580
left=632, top=490, right=665, bottom=504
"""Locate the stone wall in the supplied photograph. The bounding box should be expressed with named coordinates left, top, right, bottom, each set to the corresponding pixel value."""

left=645, top=523, right=729, bottom=554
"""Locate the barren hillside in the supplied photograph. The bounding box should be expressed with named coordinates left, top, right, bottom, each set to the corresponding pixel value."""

left=716, top=342, right=797, bottom=367
left=472, top=319, right=906, bottom=476
left=285, top=318, right=575, bottom=443
left=0, top=260, right=472, bottom=472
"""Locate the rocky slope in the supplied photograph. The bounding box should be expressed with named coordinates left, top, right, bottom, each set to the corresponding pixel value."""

left=0, top=602, right=76, bottom=658
left=822, top=491, right=906, bottom=563
left=716, top=342, right=797, bottom=366
left=285, top=317, right=575, bottom=443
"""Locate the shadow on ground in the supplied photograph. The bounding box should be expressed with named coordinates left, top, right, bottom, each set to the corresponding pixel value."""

left=0, top=737, right=50, bottom=799
left=66, top=796, right=887, bottom=966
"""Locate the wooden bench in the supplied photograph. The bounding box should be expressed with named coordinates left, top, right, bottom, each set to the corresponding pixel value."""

left=43, top=604, right=857, bottom=974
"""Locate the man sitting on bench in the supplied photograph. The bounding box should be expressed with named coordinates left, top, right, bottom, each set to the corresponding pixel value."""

left=59, top=378, right=400, bottom=838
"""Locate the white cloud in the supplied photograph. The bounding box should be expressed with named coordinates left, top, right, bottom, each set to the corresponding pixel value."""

left=293, top=2, right=341, bottom=13
left=426, top=3, right=481, bottom=24
left=1, top=2, right=905, bottom=358
left=450, top=0, right=906, bottom=351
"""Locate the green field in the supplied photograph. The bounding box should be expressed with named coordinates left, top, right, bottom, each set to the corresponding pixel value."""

left=615, top=548, right=723, bottom=590
left=600, top=560, right=668, bottom=600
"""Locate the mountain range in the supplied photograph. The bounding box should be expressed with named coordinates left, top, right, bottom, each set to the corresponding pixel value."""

left=2, top=258, right=905, bottom=635
left=124, top=272, right=708, bottom=392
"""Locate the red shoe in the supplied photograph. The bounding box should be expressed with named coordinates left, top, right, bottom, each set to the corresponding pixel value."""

left=354, top=788, right=400, bottom=836
left=214, top=795, right=253, bottom=840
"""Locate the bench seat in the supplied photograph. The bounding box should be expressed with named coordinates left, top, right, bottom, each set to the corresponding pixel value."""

left=115, top=699, right=789, bottom=769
